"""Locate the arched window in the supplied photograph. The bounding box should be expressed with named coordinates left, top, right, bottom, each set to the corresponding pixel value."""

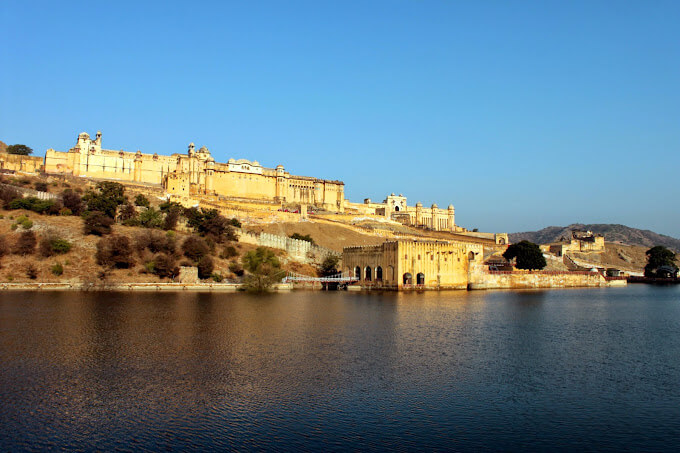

left=394, top=206, right=400, bottom=212
left=498, top=237, right=506, bottom=245
left=416, top=273, right=425, bottom=285
left=365, top=266, right=372, bottom=281
left=468, top=251, right=475, bottom=261
left=376, top=266, right=383, bottom=281
left=403, top=273, right=413, bottom=285
left=355, top=266, right=361, bottom=279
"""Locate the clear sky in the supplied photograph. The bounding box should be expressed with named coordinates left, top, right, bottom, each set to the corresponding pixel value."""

left=2, top=1, right=679, bottom=237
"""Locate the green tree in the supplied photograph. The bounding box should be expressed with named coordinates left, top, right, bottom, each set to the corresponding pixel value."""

left=644, top=246, right=678, bottom=277
left=83, top=181, right=126, bottom=218
left=134, top=194, right=150, bottom=208
left=502, top=240, right=546, bottom=270
left=318, top=254, right=340, bottom=277
left=6, top=144, right=33, bottom=155
left=242, top=247, right=283, bottom=292
left=289, top=232, right=315, bottom=245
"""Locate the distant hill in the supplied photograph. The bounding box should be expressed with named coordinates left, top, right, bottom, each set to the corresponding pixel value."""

left=0, top=140, right=6, bottom=153
left=510, top=224, right=680, bottom=252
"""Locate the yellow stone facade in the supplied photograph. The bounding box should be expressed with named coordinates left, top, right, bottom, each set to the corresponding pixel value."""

left=348, top=193, right=461, bottom=232
left=343, top=240, right=484, bottom=290
left=43, top=131, right=345, bottom=211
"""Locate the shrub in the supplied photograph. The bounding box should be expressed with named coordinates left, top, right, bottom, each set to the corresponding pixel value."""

left=95, top=235, right=134, bottom=268
left=51, top=262, right=64, bottom=276
left=34, top=182, right=48, bottom=192
left=83, top=211, right=114, bottom=236
left=228, top=218, right=242, bottom=228
left=26, top=264, right=38, bottom=279
left=139, top=207, right=163, bottom=228
left=61, top=190, right=84, bottom=215
left=40, top=237, right=72, bottom=257
left=118, top=203, right=138, bottom=224
left=0, top=185, right=20, bottom=208
left=14, top=231, right=37, bottom=255
left=135, top=230, right=175, bottom=255
left=152, top=253, right=178, bottom=279
left=228, top=262, right=244, bottom=277
left=15, top=215, right=33, bottom=230
left=318, top=254, right=340, bottom=277
left=197, top=256, right=214, bottom=279
left=185, top=208, right=236, bottom=242
left=134, top=194, right=151, bottom=208
left=163, top=208, right=181, bottom=230
left=0, top=235, right=8, bottom=257
left=182, top=236, right=210, bottom=262
left=221, top=245, right=238, bottom=259
left=59, top=208, right=72, bottom=216
left=289, top=233, right=315, bottom=244
left=212, top=273, right=224, bottom=282
left=83, top=181, right=126, bottom=218
left=8, top=197, right=55, bottom=214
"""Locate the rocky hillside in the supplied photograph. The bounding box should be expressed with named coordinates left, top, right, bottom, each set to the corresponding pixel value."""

left=0, top=140, right=7, bottom=153
left=510, top=224, right=680, bottom=252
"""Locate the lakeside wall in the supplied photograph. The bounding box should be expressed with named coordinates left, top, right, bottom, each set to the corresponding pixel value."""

left=468, top=268, right=620, bottom=290
left=236, top=229, right=339, bottom=264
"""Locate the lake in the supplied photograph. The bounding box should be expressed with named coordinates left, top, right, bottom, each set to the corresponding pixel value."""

left=1, top=286, right=679, bottom=451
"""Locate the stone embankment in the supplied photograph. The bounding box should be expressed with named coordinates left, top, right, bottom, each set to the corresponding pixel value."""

left=468, top=269, right=625, bottom=290
left=0, top=282, right=293, bottom=292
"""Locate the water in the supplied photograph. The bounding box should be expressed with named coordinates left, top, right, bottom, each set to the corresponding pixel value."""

left=1, top=286, right=679, bottom=451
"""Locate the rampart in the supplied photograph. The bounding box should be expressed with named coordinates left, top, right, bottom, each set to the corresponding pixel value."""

left=236, top=229, right=339, bottom=264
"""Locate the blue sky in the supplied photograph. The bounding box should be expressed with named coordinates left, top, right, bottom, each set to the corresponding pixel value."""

left=2, top=1, right=679, bottom=237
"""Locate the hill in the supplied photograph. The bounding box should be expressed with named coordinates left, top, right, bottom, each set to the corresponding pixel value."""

left=510, top=224, right=680, bottom=252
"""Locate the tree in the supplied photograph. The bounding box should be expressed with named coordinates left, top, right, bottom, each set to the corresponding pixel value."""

left=502, top=240, right=546, bottom=270
left=96, top=235, right=134, bottom=268
left=6, top=144, right=33, bottom=155
left=82, top=181, right=126, bottom=218
left=318, top=254, right=340, bottom=277
left=13, top=231, right=37, bottom=255
left=134, top=194, right=150, bottom=208
left=242, top=247, right=283, bottom=292
left=182, top=236, right=210, bottom=262
left=61, top=189, right=84, bottom=215
left=290, top=233, right=315, bottom=245
left=644, top=246, right=678, bottom=277
left=83, top=211, right=114, bottom=236
left=197, top=256, right=214, bottom=279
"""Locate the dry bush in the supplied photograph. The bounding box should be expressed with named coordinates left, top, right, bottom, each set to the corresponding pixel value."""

left=13, top=231, right=37, bottom=255
left=135, top=230, right=176, bottom=255
left=182, top=236, right=210, bottom=262
left=96, top=235, right=134, bottom=268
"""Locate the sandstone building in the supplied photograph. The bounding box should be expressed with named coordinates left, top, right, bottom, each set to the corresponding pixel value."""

left=343, top=240, right=483, bottom=290
left=43, top=131, right=345, bottom=211
left=5, top=130, right=479, bottom=233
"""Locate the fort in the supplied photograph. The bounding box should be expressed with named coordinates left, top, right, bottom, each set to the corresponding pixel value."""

left=4, top=130, right=468, bottom=233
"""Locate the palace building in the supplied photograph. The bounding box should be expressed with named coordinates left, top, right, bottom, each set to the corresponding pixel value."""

left=343, top=240, right=484, bottom=290
left=43, top=131, right=345, bottom=212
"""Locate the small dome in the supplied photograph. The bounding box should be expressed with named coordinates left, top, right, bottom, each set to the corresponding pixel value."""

left=207, top=156, right=215, bottom=162
left=252, top=161, right=259, bottom=166
left=399, top=193, right=403, bottom=197
left=199, top=146, right=209, bottom=153
left=228, top=158, right=235, bottom=163
left=415, top=202, right=422, bottom=207
left=391, top=192, right=395, bottom=196
left=431, top=203, right=438, bottom=208
left=276, top=164, right=284, bottom=169
left=448, top=204, right=454, bottom=210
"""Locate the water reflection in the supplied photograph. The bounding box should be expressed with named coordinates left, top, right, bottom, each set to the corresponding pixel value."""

left=1, top=287, right=680, bottom=450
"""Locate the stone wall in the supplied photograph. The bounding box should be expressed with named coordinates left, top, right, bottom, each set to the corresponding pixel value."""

left=468, top=265, right=612, bottom=290
left=236, top=229, right=338, bottom=264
